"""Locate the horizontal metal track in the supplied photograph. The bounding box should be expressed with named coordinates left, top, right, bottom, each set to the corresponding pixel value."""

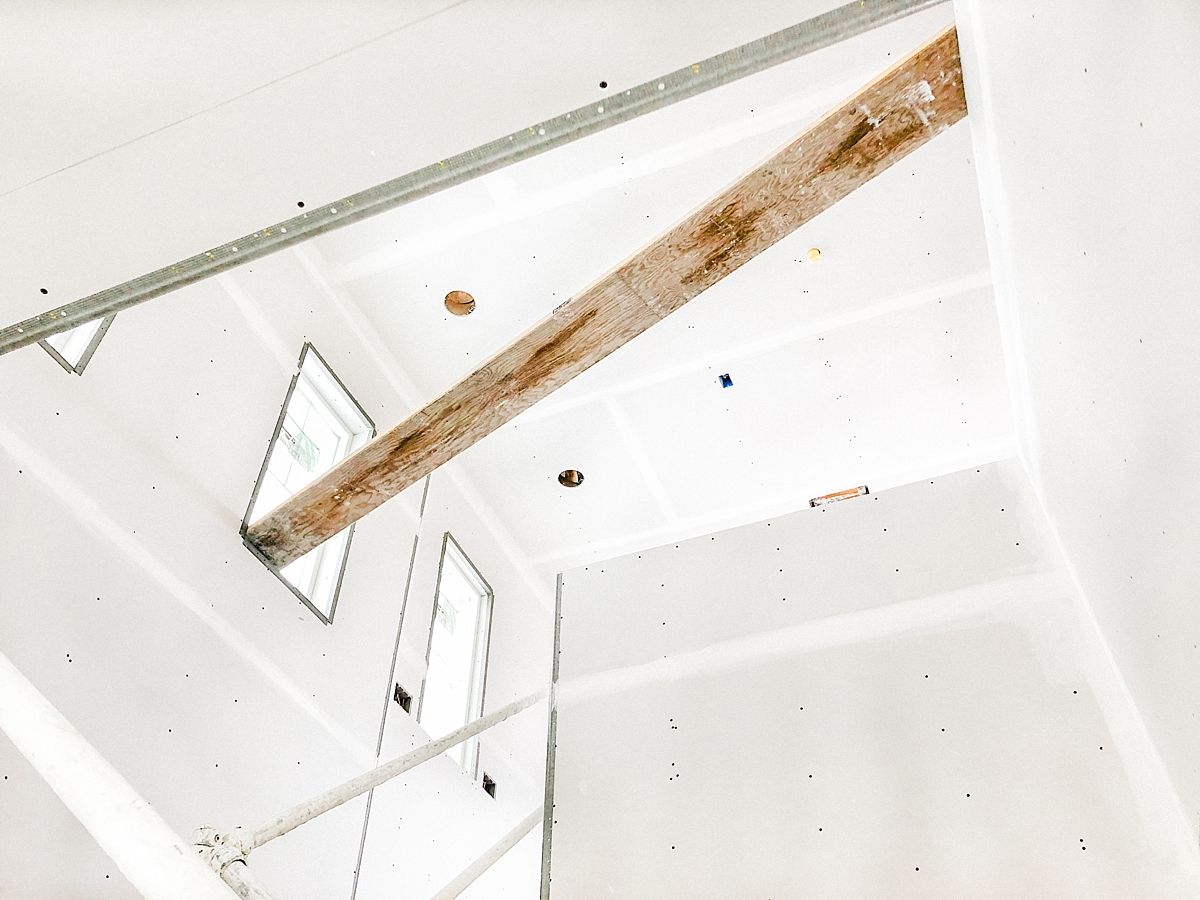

left=0, top=0, right=946, bottom=355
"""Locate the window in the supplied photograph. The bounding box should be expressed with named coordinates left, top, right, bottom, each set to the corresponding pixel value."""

left=241, top=343, right=374, bottom=623
left=420, top=534, right=493, bottom=774
left=40, top=315, right=116, bottom=375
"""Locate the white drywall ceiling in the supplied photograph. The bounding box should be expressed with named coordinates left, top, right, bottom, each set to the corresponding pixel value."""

left=0, top=0, right=860, bottom=323
left=306, top=3, right=1011, bottom=578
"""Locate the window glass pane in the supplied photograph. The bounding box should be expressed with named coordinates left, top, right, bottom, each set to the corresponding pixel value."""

left=421, top=539, right=491, bottom=771
left=44, top=318, right=106, bottom=367
left=243, top=345, right=372, bottom=621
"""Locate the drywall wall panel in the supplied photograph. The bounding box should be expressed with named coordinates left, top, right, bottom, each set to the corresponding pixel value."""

left=0, top=238, right=553, bottom=895
left=548, top=460, right=1198, bottom=898
left=558, top=463, right=1036, bottom=681
left=0, top=735, right=139, bottom=899
left=0, top=443, right=371, bottom=899
left=354, top=470, right=554, bottom=900
left=954, top=0, right=1200, bottom=833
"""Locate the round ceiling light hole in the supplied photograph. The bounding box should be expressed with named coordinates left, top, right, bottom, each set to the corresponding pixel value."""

left=558, top=469, right=585, bottom=488
left=445, top=290, right=476, bottom=316
left=807, top=247, right=821, bottom=262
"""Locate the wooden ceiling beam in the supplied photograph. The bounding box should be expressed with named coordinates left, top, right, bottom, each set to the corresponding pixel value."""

left=246, top=24, right=966, bottom=569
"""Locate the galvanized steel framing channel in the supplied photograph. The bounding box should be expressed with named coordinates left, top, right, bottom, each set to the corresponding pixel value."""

left=0, top=0, right=946, bottom=355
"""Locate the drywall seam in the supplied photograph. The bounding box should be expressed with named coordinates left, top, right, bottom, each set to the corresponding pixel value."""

left=0, top=0, right=471, bottom=201
left=950, top=0, right=1040, bottom=489
left=215, top=274, right=295, bottom=377
left=556, top=571, right=1059, bottom=707
left=520, top=267, right=993, bottom=423
left=443, top=465, right=556, bottom=614
left=529, top=436, right=1017, bottom=570
left=603, top=396, right=679, bottom=524
left=292, top=244, right=424, bottom=413
left=335, top=75, right=869, bottom=282
left=0, top=415, right=373, bottom=768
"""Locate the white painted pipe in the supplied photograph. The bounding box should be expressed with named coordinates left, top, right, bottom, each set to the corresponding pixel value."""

left=218, top=861, right=279, bottom=900
left=0, top=649, right=236, bottom=900
left=248, top=686, right=549, bottom=849
left=428, top=805, right=543, bottom=900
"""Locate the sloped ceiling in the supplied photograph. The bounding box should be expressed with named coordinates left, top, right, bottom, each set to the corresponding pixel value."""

left=0, top=1, right=1053, bottom=897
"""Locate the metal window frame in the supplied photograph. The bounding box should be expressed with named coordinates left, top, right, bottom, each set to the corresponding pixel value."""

left=540, top=574, right=563, bottom=900
left=38, top=314, right=116, bottom=375
left=418, top=531, right=495, bottom=778
left=240, top=342, right=376, bottom=624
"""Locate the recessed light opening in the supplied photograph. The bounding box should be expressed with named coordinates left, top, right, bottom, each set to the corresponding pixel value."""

left=445, top=291, right=476, bottom=316
left=558, top=469, right=584, bottom=488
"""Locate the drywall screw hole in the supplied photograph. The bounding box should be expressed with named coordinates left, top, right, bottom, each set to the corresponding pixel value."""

left=297, top=201, right=305, bottom=208
left=39, top=288, right=48, bottom=294
left=445, top=291, right=476, bottom=315
left=599, top=81, right=607, bottom=89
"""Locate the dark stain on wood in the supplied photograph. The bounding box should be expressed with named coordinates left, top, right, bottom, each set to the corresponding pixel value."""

left=824, top=115, right=875, bottom=171
left=508, top=306, right=601, bottom=391
left=681, top=202, right=767, bottom=287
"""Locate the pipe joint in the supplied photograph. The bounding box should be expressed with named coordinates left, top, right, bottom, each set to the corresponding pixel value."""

left=192, top=825, right=254, bottom=874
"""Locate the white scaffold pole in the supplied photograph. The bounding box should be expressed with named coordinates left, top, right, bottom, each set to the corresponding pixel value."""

left=428, top=805, right=544, bottom=900
left=216, top=861, right=278, bottom=900
left=246, top=686, right=549, bottom=851
left=0, top=649, right=237, bottom=900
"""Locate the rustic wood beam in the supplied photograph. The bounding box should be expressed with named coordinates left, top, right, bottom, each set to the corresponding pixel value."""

left=246, top=24, right=966, bottom=569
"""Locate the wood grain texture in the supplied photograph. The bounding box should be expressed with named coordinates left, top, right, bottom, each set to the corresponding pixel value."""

left=247, top=24, right=966, bottom=568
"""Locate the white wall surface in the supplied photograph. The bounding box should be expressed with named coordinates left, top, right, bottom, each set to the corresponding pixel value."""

left=955, top=0, right=1200, bottom=835
left=549, top=460, right=1199, bottom=898
left=0, top=246, right=552, bottom=898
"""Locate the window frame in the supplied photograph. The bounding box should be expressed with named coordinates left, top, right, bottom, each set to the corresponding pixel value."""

left=240, top=342, right=375, bottom=624
left=418, top=532, right=495, bottom=776
left=39, top=314, right=117, bottom=375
